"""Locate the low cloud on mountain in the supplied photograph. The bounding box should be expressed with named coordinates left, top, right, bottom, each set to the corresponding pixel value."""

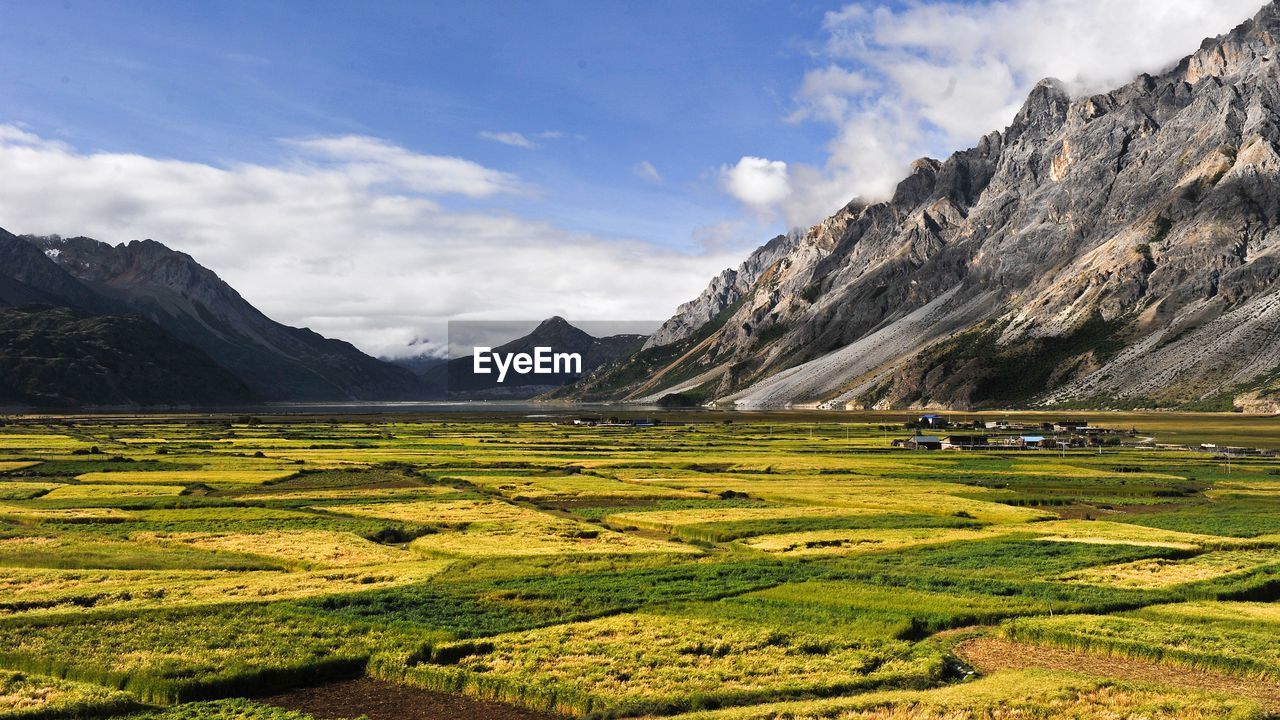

left=728, top=0, right=1262, bottom=228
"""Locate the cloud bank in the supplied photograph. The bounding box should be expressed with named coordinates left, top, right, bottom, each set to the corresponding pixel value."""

left=729, top=0, right=1263, bottom=228
left=0, top=126, right=739, bottom=357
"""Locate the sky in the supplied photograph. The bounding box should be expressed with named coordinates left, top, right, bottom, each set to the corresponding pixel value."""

left=0, top=0, right=1264, bottom=357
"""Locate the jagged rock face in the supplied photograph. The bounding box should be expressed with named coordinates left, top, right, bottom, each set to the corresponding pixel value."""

left=18, top=234, right=426, bottom=402
left=643, top=231, right=806, bottom=349
left=578, top=1, right=1280, bottom=411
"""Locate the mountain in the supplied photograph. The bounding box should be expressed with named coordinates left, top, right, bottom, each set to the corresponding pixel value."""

left=0, top=306, right=255, bottom=408
left=574, top=2, right=1280, bottom=411
left=0, top=229, right=115, bottom=312
left=436, top=317, right=646, bottom=399
left=18, top=234, right=426, bottom=402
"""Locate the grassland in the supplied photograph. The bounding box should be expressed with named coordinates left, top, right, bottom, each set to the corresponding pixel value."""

left=0, top=412, right=1274, bottom=718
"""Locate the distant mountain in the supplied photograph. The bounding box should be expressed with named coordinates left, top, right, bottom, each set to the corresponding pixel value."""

left=0, top=228, right=428, bottom=405
left=434, top=317, right=646, bottom=399
left=19, top=234, right=426, bottom=402
left=0, top=306, right=254, bottom=408
left=573, top=2, right=1280, bottom=412
left=387, top=353, right=449, bottom=379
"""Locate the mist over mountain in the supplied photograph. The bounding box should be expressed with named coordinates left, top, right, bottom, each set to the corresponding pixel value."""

left=571, top=2, right=1280, bottom=412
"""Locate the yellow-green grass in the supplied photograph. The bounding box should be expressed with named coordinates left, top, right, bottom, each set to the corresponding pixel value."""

left=1026, top=520, right=1244, bottom=550
left=0, top=534, right=286, bottom=572
left=0, top=562, right=447, bottom=615
left=0, top=605, right=433, bottom=704
left=331, top=500, right=699, bottom=557
left=390, top=610, right=941, bottom=717
left=0, top=668, right=137, bottom=719
left=606, top=506, right=884, bottom=533
left=137, top=530, right=415, bottom=568
left=452, top=473, right=707, bottom=500
left=1002, top=601, right=1280, bottom=681
left=40, top=484, right=187, bottom=499
left=0, top=462, right=40, bottom=474
left=742, top=527, right=1010, bottom=556
left=1210, top=480, right=1280, bottom=497
left=125, top=507, right=323, bottom=523
left=612, top=477, right=1051, bottom=525
left=75, top=470, right=296, bottom=486
left=323, top=499, right=546, bottom=524
left=0, top=483, right=59, bottom=501
left=669, top=668, right=1267, bottom=720
left=407, top=523, right=697, bottom=558
left=234, top=486, right=454, bottom=502
left=1060, top=549, right=1280, bottom=588
left=0, top=435, right=94, bottom=453
left=0, top=504, right=129, bottom=523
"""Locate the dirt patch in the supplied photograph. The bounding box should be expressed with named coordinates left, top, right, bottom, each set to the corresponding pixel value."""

left=957, top=637, right=1280, bottom=709
left=258, top=677, right=570, bottom=720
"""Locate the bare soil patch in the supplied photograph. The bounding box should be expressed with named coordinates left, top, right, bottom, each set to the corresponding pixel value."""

left=957, top=636, right=1280, bottom=709
left=259, top=677, right=569, bottom=720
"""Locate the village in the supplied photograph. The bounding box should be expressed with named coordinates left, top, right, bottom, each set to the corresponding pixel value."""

left=553, top=413, right=1277, bottom=457
left=893, top=414, right=1279, bottom=457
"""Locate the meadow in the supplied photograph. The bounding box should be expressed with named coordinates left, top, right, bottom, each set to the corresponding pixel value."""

left=0, top=411, right=1274, bottom=719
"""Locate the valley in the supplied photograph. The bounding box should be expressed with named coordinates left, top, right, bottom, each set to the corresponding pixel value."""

left=0, top=411, right=1275, bottom=719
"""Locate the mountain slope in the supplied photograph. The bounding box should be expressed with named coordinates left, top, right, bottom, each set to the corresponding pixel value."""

left=21, top=234, right=426, bottom=402
left=0, top=229, right=115, bottom=312
left=574, top=1, right=1280, bottom=411
left=0, top=306, right=255, bottom=408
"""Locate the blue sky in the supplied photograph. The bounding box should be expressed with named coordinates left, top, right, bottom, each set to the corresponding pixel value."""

left=0, top=0, right=852, bottom=250
left=0, top=0, right=1262, bottom=355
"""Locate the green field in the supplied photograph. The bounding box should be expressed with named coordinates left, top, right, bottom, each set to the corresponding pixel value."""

left=0, top=411, right=1276, bottom=719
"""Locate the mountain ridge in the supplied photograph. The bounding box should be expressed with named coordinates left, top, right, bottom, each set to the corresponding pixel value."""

left=570, top=1, right=1280, bottom=412
left=23, top=233, right=426, bottom=402
left=0, top=229, right=429, bottom=406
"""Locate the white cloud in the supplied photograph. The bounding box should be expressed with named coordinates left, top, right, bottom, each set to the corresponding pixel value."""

left=633, top=160, right=662, bottom=184
left=0, top=126, right=741, bottom=357
left=478, top=129, right=572, bottom=149
left=720, top=156, right=791, bottom=211
left=478, top=130, right=537, bottom=148
left=741, top=0, right=1262, bottom=228
left=786, top=65, right=877, bottom=124
left=286, top=135, right=523, bottom=196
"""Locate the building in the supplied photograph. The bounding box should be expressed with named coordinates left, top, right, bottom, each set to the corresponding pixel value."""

left=917, top=414, right=949, bottom=428
left=1018, top=435, right=1047, bottom=449
left=1053, top=420, right=1090, bottom=433
left=894, top=435, right=943, bottom=450
left=942, top=435, right=989, bottom=450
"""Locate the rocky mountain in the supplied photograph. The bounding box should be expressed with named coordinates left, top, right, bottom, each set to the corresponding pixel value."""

left=574, top=2, right=1280, bottom=411
left=0, top=306, right=255, bottom=408
left=0, top=228, right=427, bottom=405
left=20, top=234, right=425, bottom=402
left=438, top=317, right=646, bottom=399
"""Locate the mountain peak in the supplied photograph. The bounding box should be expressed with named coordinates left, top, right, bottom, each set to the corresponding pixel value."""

left=535, top=315, right=574, bottom=331
left=578, top=2, right=1280, bottom=411
left=10, top=231, right=426, bottom=402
